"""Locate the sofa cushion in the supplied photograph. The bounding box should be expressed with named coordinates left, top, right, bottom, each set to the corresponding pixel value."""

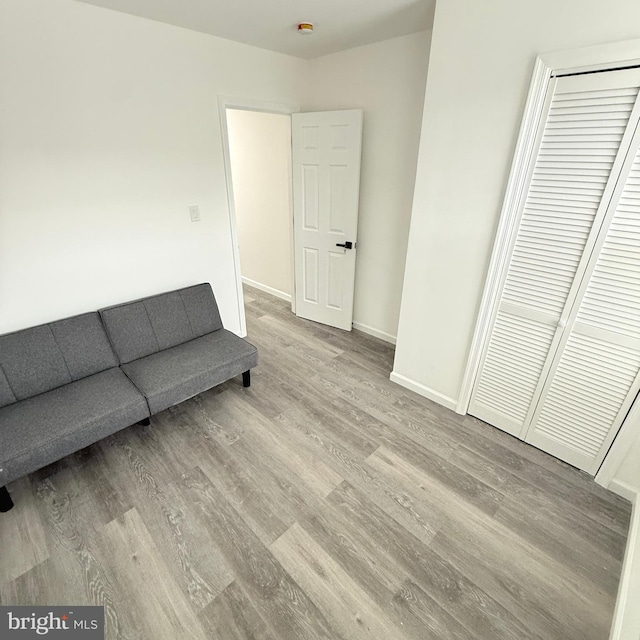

left=143, top=292, right=194, bottom=351
left=0, top=325, right=72, bottom=401
left=0, top=368, right=149, bottom=486
left=178, top=284, right=223, bottom=337
left=100, top=301, right=159, bottom=364
left=100, top=283, right=224, bottom=364
left=50, top=313, right=118, bottom=380
left=122, top=330, right=258, bottom=414
left=0, top=367, right=16, bottom=409
left=0, top=312, right=118, bottom=401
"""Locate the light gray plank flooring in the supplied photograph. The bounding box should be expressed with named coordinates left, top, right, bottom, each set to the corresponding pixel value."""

left=0, top=285, right=632, bottom=640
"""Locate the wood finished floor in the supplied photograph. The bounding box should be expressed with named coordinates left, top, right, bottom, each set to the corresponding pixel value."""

left=0, top=285, right=632, bottom=640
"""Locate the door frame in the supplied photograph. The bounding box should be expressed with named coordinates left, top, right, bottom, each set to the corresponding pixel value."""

left=218, top=95, right=299, bottom=337
left=454, top=38, right=640, bottom=485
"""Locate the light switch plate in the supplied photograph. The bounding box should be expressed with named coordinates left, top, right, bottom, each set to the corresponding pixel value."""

left=189, top=205, right=201, bottom=222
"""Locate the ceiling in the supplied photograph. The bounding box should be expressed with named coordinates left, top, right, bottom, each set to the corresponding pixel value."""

left=74, top=0, right=436, bottom=59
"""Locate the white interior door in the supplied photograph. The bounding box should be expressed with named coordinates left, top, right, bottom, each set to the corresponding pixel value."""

left=291, top=110, right=363, bottom=331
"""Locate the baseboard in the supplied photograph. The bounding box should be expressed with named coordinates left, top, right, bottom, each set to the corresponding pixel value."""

left=352, top=322, right=397, bottom=345
left=609, top=479, right=639, bottom=504
left=241, top=277, right=291, bottom=302
left=389, top=371, right=457, bottom=412
left=609, top=481, right=640, bottom=640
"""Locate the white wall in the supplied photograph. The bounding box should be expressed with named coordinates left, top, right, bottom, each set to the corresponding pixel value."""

left=614, top=427, right=640, bottom=491
left=226, top=110, right=292, bottom=299
left=0, top=0, right=305, bottom=335
left=394, top=0, right=640, bottom=404
left=305, top=32, right=432, bottom=343
left=0, top=2, right=429, bottom=344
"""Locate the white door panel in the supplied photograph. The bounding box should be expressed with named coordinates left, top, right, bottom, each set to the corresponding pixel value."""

left=469, top=67, right=640, bottom=454
left=524, top=124, right=640, bottom=473
left=292, top=110, right=363, bottom=331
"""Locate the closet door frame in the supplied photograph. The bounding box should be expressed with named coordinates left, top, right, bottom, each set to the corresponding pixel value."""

left=458, top=38, right=640, bottom=486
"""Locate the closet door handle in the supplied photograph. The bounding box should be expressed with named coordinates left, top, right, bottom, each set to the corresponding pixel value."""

left=557, top=319, right=567, bottom=329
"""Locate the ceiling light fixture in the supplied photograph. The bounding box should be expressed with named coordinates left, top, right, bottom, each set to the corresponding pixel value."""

left=297, top=22, right=314, bottom=35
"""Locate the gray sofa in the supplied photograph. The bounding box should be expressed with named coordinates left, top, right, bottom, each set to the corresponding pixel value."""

left=0, top=312, right=149, bottom=511
left=99, top=283, right=258, bottom=415
left=0, top=283, right=257, bottom=512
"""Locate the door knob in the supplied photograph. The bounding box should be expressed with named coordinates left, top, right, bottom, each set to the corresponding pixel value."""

left=336, top=241, right=353, bottom=249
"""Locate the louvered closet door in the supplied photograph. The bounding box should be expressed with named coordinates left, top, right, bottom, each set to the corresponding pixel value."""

left=525, top=126, right=640, bottom=473
left=469, top=68, right=640, bottom=439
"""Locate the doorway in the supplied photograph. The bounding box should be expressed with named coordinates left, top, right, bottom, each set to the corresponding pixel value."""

left=226, top=108, right=294, bottom=306
left=218, top=97, right=298, bottom=337
left=220, top=98, right=363, bottom=337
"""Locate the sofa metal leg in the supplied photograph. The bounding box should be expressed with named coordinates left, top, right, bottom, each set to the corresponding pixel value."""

left=0, top=486, right=14, bottom=512
left=138, top=418, right=151, bottom=426
left=242, top=370, right=251, bottom=388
